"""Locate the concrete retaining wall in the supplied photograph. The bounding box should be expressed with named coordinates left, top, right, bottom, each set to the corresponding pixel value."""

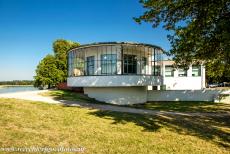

left=147, top=90, right=228, bottom=102
left=83, top=87, right=229, bottom=104
left=84, top=87, right=147, bottom=105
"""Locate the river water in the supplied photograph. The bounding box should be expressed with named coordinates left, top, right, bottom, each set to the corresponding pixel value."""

left=0, top=86, right=38, bottom=94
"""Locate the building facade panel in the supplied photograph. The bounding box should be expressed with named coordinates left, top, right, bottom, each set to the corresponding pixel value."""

left=68, top=75, right=163, bottom=87
left=84, top=87, right=148, bottom=105
left=162, top=61, right=205, bottom=90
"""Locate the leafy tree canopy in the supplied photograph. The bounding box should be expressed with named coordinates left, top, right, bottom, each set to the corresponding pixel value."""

left=53, top=39, right=80, bottom=81
left=34, top=39, right=80, bottom=88
left=34, top=54, right=64, bottom=88
left=135, top=0, right=230, bottom=82
left=53, top=39, right=80, bottom=61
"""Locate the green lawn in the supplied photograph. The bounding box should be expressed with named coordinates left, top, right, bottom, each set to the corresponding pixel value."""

left=40, top=90, right=100, bottom=103
left=130, top=101, right=230, bottom=113
left=0, top=98, right=229, bottom=154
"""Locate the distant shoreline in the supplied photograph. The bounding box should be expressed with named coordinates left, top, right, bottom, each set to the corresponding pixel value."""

left=0, top=85, right=34, bottom=88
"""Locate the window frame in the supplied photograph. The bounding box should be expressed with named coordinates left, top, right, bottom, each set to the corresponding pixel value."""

left=178, top=68, right=187, bottom=77
left=192, top=65, right=201, bottom=77
left=140, top=57, right=147, bottom=74
left=153, top=65, right=161, bottom=76
left=123, top=54, right=137, bottom=74
left=165, top=65, right=174, bottom=77
left=101, top=54, right=117, bottom=75
left=86, top=56, right=95, bottom=75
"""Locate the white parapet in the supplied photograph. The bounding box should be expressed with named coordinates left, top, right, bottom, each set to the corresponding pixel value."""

left=67, top=75, right=162, bottom=87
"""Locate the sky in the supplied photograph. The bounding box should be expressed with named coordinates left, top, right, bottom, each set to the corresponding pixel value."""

left=0, top=0, right=171, bottom=81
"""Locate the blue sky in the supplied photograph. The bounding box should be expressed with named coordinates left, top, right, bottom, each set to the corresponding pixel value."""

left=0, top=0, right=171, bottom=81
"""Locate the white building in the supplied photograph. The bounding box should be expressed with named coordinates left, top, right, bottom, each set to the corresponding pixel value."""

left=67, top=42, right=206, bottom=104
left=162, top=60, right=205, bottom=90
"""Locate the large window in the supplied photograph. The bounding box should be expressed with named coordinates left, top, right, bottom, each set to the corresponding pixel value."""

left=86, top=56, right=94, bottom=75
left=124, top=54, right=137, bottom=74
left=101, top=54, right=117, bottom=74
left=68, top=45, right=163, bottom=77
left=178, top=68, right=187, bottom=77
left=140, top=57, right=147, bottom=74
left=192, top=65, right=201, bottom=76
left=73, top=57, right=84, bottom=76
left=152, top=65, right=161, bottom=76
left=165, top=66, right=174, bottom=77
left=155, top=66, right=161, bottom=76
left=68, top=52, right=73, bottom=76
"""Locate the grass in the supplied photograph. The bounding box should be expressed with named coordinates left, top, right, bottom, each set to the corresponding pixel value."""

left=0, top=98, right=229, bottom=154
left=130, top=101, right=230, bottom=113
left=40, top=90, right=101, bottom=103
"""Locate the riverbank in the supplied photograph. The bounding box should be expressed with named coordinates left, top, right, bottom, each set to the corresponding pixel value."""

left=0, top=85, right=33, bottom=88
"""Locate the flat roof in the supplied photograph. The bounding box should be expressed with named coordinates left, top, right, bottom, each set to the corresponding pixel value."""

left=69, top=42, right=164, bottom=52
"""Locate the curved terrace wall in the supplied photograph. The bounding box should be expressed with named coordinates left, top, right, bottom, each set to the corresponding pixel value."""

left=67, top=42, right=164, bottom=87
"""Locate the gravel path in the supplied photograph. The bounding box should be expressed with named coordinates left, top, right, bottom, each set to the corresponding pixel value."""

left=0, top=90, right=229, bottom=117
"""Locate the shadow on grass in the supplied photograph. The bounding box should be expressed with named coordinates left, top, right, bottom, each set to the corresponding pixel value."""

left=130, top=101, right=230, bottom=113
left=44, top=90, right=100, bottom=103
left=46, top=90, right=230, bottom=147
left=89, top=110, right=230, bottom=148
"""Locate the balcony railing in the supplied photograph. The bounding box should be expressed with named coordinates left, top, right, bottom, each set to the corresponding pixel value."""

left=68, top=43, right=163, bottom=77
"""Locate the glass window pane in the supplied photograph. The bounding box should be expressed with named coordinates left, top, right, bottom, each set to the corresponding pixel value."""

left=165, top=66, right=174, bottom=77
left=192, top=65, right=201, bottom=76
left=178, top=68, right=187, bottom=77
left=86, top=56, right=95, bottom=75
left=141, top=57, right=147, bottom=74
left=123, top=54, right=137, bottom=74
left=153, top=66, right=161, bottom=76
left=101, top=54, right=117, bottom=74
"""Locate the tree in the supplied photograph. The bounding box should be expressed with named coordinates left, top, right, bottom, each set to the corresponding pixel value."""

left=34, top=55, right=64, bottom=88
left=53, top=39, right=80, bottom=81
left=135, top=0, right=230, bottom=82
left=34, top=39, right=80, bottom=88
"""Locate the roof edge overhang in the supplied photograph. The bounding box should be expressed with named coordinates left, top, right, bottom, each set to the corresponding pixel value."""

left=68, top=42, right=164, bottom=52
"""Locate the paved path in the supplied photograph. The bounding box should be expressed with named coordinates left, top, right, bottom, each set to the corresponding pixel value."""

left=0, top=90, right=229, bottom=117
left=0, top=90, right=60, bottom=104
left=59, top=100, right=230, bottom=117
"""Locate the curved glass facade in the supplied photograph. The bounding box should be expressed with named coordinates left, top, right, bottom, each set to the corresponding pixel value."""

left=68, top=43, right=163, bottom=77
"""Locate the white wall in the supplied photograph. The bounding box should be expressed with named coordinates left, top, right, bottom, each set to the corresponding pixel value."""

left=147, top=90, right=225, bottom=102
left=84, top=87, right=147, bottom=105
left=84, top=87, right=229, bottom=104
left=68, top=63, right=209, bottom=105
left=162, top=61, right=205, bottom=90
left=163, top=77, right=203, bottom=90
left=68, top=75, right=162, bottom=87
